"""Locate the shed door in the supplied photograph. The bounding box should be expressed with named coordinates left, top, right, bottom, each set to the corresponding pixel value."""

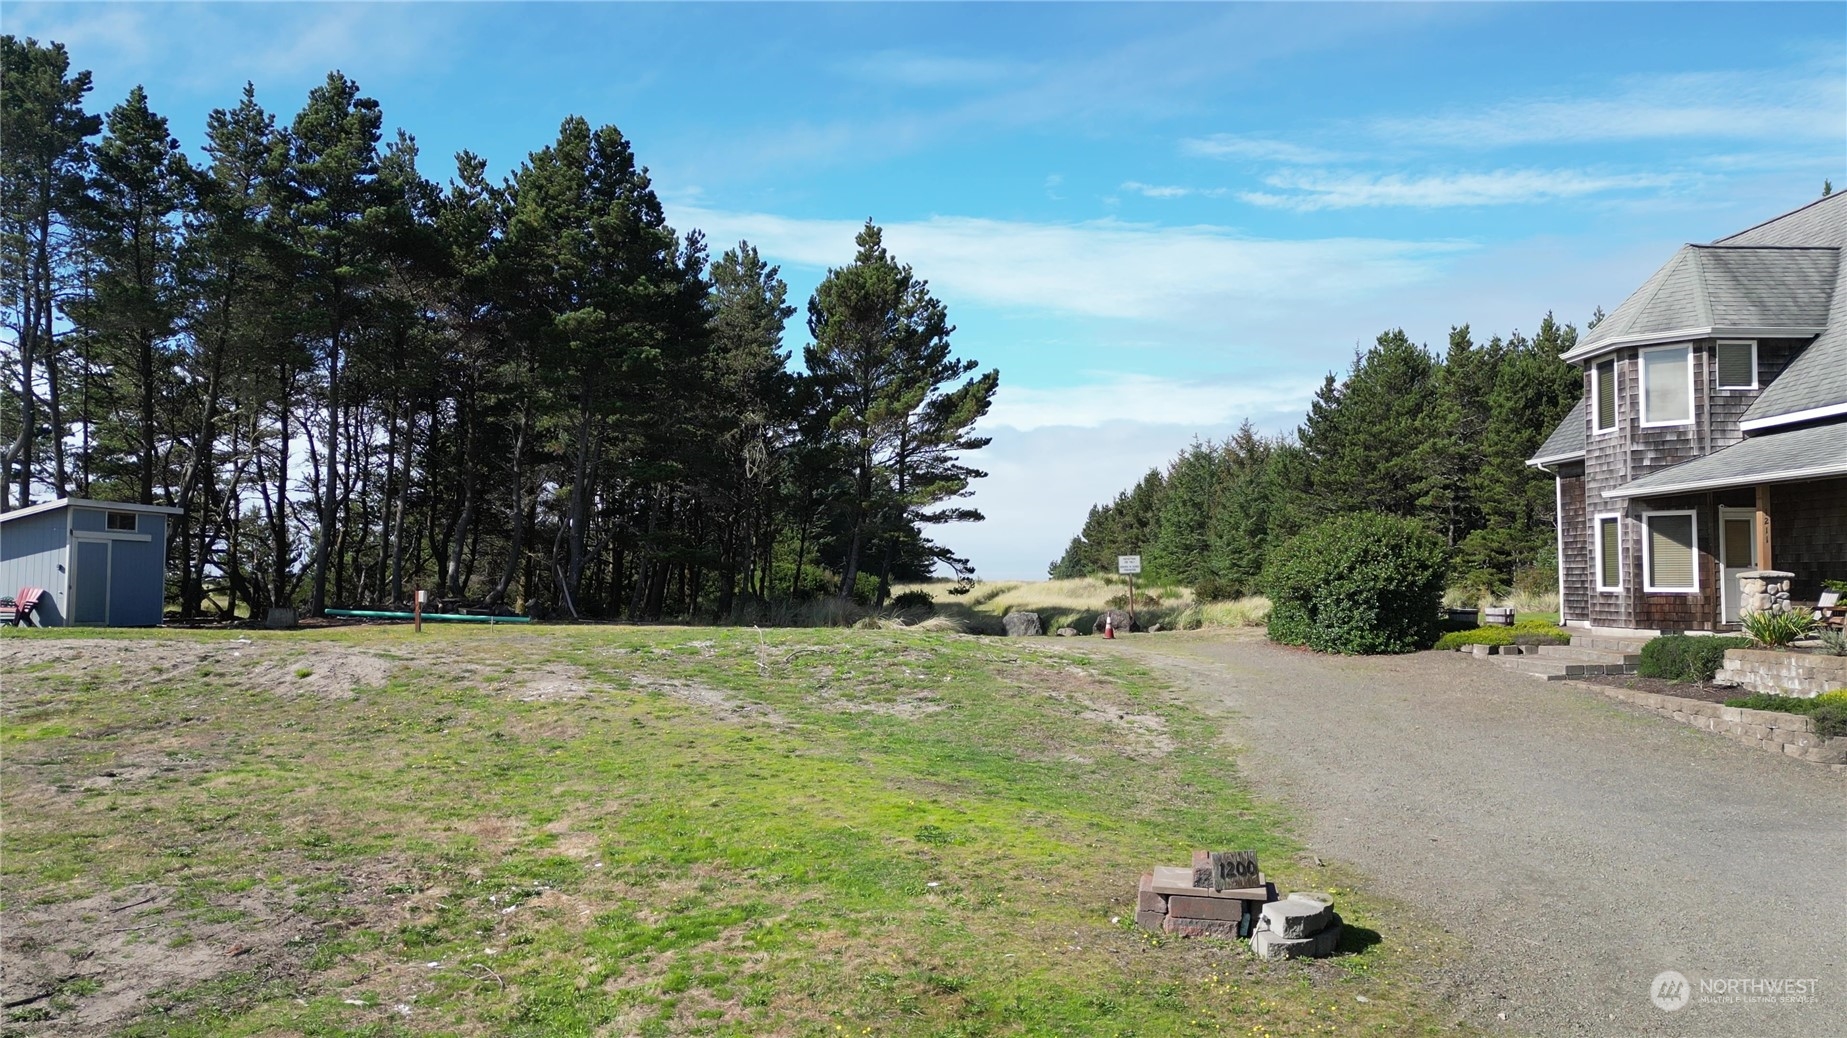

left=71, top=539, right=111, bottom=626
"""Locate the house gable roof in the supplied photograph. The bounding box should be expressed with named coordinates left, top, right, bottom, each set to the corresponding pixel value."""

left=1715, top=192, right=1847, bottom=428
left=1561, top=243, right=1838, bottom=362
left=1528, top=397, right=1586, bottom=466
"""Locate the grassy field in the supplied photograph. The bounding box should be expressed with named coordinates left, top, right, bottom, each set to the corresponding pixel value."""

left=1, top=624, right=1462, bottom=1036
left=892, top=578, right=1271, bottom=635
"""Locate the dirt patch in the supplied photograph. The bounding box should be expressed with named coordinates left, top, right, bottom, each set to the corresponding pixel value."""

left=808, top=689, right=947, bottom=718
left=0, top=884, right=313, bottom=1036
left=627, top=675, right=787, bottom=725
left=248, top=647, right=399, bottom=698
left=1577, top=674, right=1740, bottom=703
left=1007, top=664, right=1174, bottom=758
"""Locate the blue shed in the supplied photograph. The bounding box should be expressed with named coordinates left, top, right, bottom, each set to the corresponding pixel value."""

left=0, top=498, right=182, bottom=627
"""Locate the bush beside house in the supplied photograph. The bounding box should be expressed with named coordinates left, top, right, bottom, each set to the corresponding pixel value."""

left=1637, top=634, right=1754, bottom=684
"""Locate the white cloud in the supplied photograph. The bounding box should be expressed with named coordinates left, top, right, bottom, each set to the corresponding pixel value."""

left=1120, top=181, right=1227, bottom=199
left=1371, top=69, right=1845, bottom=148
left=1240, top=168, right=1685, bottom=211
left=985, top=373, right=1314, bottom=431
left=670, top=205, right=1470, bottom=322
left=1179, top=134, right=1346, bottom=164
left=833, top=51, right=1033, bottom=89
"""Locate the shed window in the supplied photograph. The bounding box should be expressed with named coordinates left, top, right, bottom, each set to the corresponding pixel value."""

left=1716, top=340, right=1757, bottom=389
left=1593, top=360, right=1616, bottom=432
left=106, top=512, right=138, bottom=532
left=1644, top=512, right=1698, bottom=593
left=1596, top=515, right=1621, bottom=591
left=1641, top=345, right=1692, bottom=425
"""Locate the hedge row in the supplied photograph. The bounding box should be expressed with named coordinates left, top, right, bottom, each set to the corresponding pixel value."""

left=1636, top=634, right=1754, bottom=684
left=1723, top=690, right=1847, bottom=739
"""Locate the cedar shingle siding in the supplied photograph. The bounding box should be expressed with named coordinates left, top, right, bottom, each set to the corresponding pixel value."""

left=1533, top=194, right=1847, bottom=632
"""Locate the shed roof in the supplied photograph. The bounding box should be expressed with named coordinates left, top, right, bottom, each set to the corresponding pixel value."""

left=0, top=497, right=184, bottom=525
left=1602, top=421, right=1847, bottom=498
left=1561, top=244, right=1838, bottom=362
left=1528, top=397, right=1587, bottom=465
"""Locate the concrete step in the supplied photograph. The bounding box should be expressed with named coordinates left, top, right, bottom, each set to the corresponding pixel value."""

left=1568, top=633, right=1655, bottom=653
left=1490, top=654, right=1634, bottom=680
left=1530, top=644, right=1641, bottom=666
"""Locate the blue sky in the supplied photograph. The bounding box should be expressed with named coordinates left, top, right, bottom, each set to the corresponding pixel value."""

left=10, top=2, right=1845, bottom=578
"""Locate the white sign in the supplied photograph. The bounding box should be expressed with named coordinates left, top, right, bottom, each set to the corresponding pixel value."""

left=1117, top=555, right=1142, bottom=575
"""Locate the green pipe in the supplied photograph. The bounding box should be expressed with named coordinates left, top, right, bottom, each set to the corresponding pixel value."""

left=323, top=608, right=532, bottom=624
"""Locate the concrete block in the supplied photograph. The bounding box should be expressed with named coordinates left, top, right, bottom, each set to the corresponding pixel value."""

left=1251, top=919, right=1344, bottom=960
left=1169, top=894, right=1255, bottom=921
left=1135, top=909, right=1166, bottom=931
left=1260, top=894, right=1334, bottom=939
left=1137, top=872, right=1168, bottom=912
left=1164, top=915, right=1241, bottom=938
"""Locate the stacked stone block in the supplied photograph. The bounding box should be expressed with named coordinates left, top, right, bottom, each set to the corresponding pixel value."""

left=1135, top=850, right=1277, bottom=940
left=1737, top=570, right=1794, bottom=614
left=1250, top=892, right=1343, bottom=960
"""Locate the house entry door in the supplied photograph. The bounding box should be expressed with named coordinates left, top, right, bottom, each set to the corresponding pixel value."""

left=1719, top=508, right=1757, bottom=624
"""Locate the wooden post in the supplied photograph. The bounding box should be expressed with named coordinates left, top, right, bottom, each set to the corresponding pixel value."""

left=414, top=588, right=424, bottom=633
left=1755, top=485, right=1773, bottom=570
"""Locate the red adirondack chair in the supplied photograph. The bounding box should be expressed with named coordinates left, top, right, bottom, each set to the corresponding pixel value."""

left=0, top=587, right=45, bottom=627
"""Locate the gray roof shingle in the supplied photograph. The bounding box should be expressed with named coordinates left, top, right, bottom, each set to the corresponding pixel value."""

left=1565, top=244, right=1838, bottom=360
left=1529, top=397, right=1587, bottom=464
left=1716, top=193, right=1847, bottom=425
left=1604, top=421, right=1847, bottom=498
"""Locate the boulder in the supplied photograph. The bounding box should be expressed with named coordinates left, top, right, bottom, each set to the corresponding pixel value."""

left=1148, top=623, right=1165, bottom=633
left=1092, top=609, right=1141, bottom=635
left=1055, top=627, right=1079, bottom=638
left=1002, top=611, right=1044, bottom=637
left=1259, top=893, right=1334, bottom=939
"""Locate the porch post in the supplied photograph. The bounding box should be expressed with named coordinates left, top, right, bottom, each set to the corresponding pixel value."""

left=1754, top=484, right=1773, bottom=569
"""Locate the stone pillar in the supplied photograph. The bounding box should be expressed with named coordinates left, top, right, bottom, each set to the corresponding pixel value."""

left=1738, top=570, right=1794, bottom=614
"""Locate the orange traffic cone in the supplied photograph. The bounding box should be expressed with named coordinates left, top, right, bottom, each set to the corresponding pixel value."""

left=1104, top=616, right=1115, bottom=639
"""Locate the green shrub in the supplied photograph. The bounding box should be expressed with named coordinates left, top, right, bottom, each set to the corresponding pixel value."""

left=1433, top=621, right=1570, bottom=650
left=1192, top=576, right=1242, bottom=603
left=1739, top=609, right=1818, bottom=647
left=890, top=590, right=936, bottom=615
left=1722, top=690, right=1847, bottom=739
left=1262, top=513, right=1448, bottom=655
left=1637, top=634, right=1754, bottom=683
left=1818, top=630, right=1847, bottom=657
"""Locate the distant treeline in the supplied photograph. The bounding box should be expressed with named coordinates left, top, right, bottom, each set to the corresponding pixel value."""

left=1050, top=318, right=1584, bottom=597
left=1, top=38, right=998, bottom=619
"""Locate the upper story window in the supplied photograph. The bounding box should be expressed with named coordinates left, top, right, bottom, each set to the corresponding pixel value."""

left=1640, top=345, right=1693, bottom=426
left=1593, top=359, right=1616, bottom=433
left=1716, top=340, right=1757, bottom=390
left=106, top=511, right=138, bottom=532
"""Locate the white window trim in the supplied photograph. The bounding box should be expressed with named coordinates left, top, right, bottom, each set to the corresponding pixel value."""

left=1642, top=509, right=1700, bottom=594
left=1592, top=359, right=1617, bottom=435
left=1639, top=344, right=1695, bottom=427
left=1594, top=513, right=1622, bottom=593
left=1715, top=339, right=1758, bottom=390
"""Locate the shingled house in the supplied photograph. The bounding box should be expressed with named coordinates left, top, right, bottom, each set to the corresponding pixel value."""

left=1529, top=193, right=1847, bottom=633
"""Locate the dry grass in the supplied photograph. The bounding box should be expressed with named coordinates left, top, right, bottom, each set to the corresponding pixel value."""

left=893, top=578, right=1269, bottom=635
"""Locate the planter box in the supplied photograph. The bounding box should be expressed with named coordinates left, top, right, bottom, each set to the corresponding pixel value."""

left=1446, top=608, right=1479, bottom=626
left=1719, top=649, right=1847, bottom=698
left=264, top=607, right=298, bottom=630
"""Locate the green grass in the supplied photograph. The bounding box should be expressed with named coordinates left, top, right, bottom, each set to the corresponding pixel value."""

left=1, top=625, right=1466, bottom=1036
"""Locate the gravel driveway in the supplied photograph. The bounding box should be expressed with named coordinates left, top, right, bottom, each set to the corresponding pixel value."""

left=1125, top=631, right=1847, bottom=1038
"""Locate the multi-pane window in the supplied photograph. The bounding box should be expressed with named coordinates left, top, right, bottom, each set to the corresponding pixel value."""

left=106, top=512, right=137, bottom=532
left=1643, top=512, right=1698, bottom=592
left=1593, top=360, right=1616, bottom=432
left=1596, top=515, right=1621, bottom=591
left=1641, top=345, right=1692, bottom=425
left=1716, top=340, right=1757, bottom=389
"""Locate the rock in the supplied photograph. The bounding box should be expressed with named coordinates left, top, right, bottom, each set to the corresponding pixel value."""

left=1002, top=611, right=1043, bottom=637
left=1260, top=894, right=1334, bottom=939
left=1055, top=627, right=1079, bottom=637
left=1148, top=623, right=1165, bottom=633
left=1250, top=917, right=1343, bottom=960
left=1092, top=609, right=1140, bottom=635
left=1501, top=645, right=1524, bottom=656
